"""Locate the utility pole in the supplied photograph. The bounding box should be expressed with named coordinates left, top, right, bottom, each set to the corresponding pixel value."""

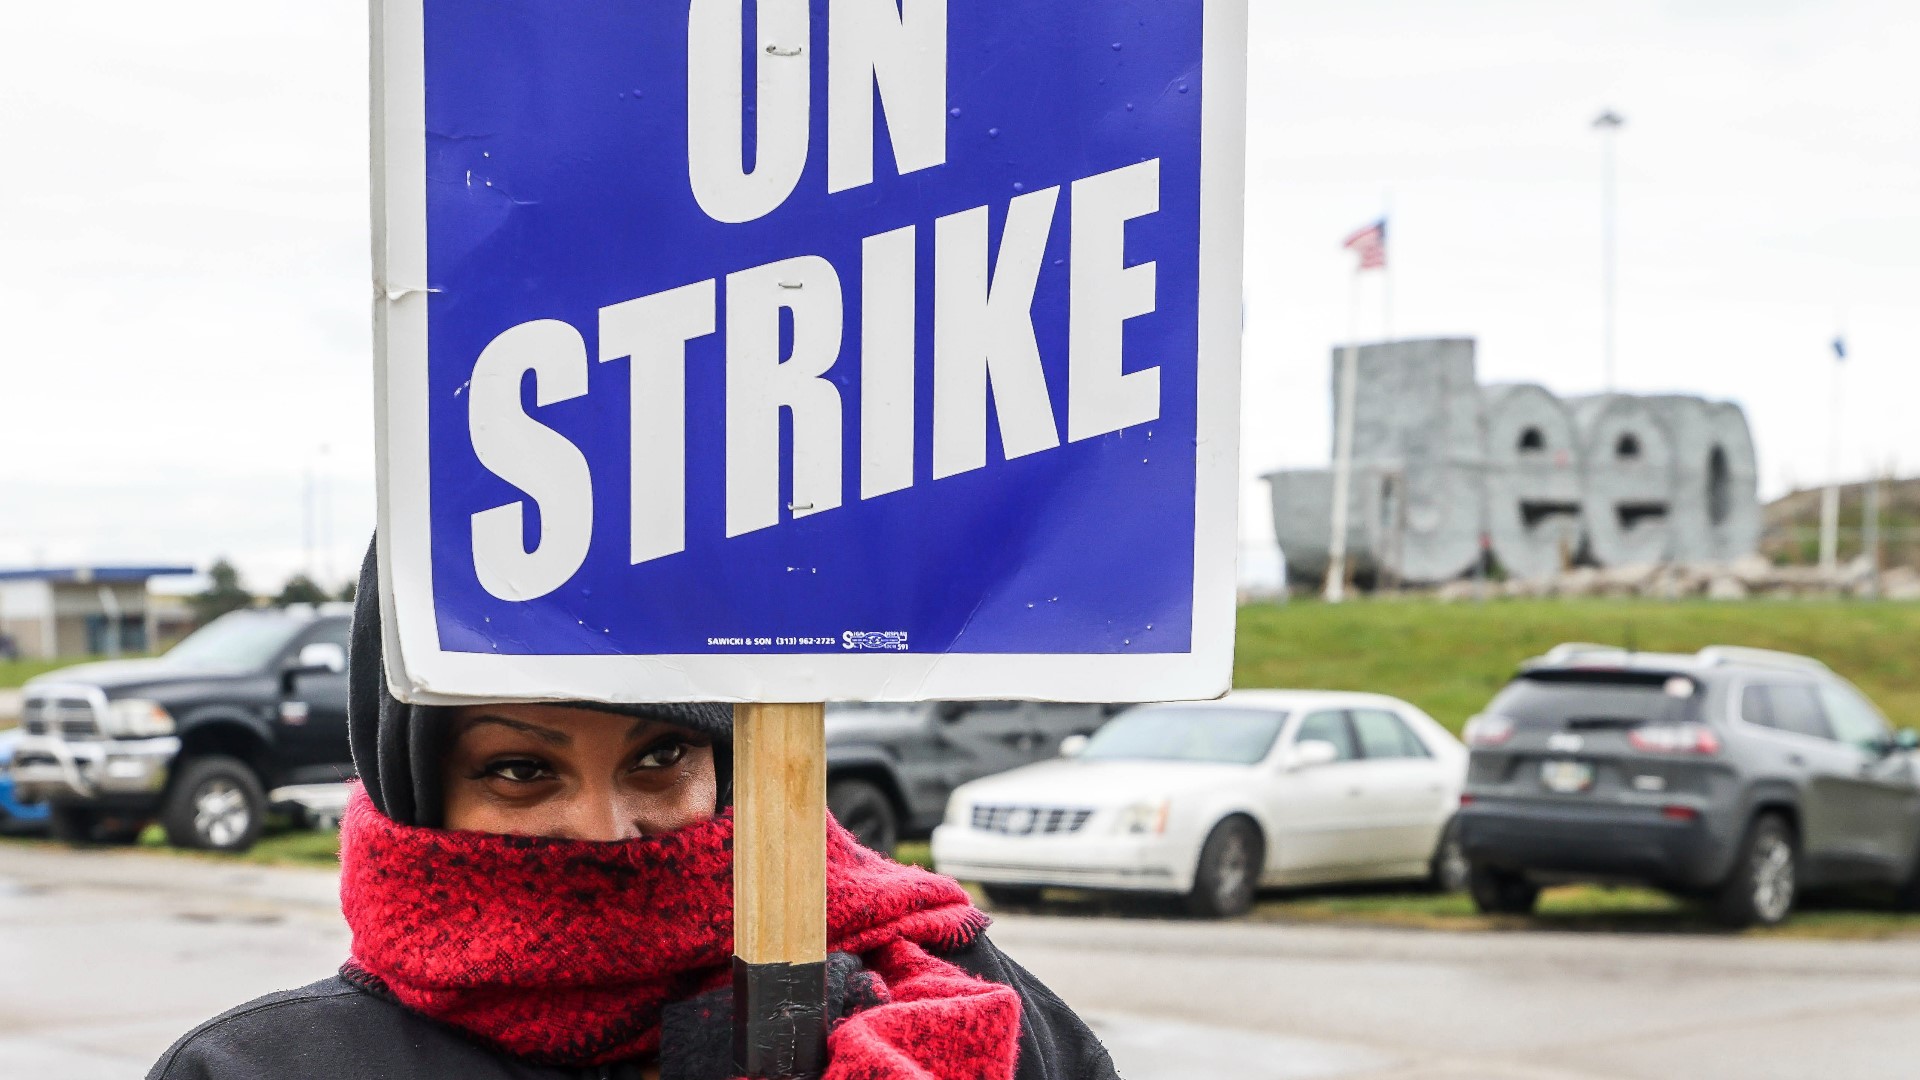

left=1819, top=335, right=1846, bottom=576
left=1864, top=467, right=1884, bottom=598
left=1593, top=110, right=1625, bottom=391
left=303, top=464, right=316, bottom=581
left=318, top=443, right=333, bottom=587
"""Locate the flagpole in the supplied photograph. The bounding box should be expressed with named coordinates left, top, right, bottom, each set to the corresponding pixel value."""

left=1381, top=197, right=1394, bottom=341
left=1324, top=268, right=1362, bottom=604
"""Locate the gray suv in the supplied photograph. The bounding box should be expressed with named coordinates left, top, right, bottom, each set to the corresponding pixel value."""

left=1457, top=644, right=1920, bottom=927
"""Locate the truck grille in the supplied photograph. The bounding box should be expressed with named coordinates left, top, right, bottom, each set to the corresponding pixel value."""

left=970, top=805, right=1095, bottom=836
left=22, top=696, right=100, bottom=740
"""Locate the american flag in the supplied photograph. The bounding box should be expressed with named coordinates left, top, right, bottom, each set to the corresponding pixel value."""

left=1343, top=218, right=1387, bottom=271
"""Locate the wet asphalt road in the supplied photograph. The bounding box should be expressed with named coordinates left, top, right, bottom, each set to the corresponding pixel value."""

left=3, top=844, right=1918, bottom=1079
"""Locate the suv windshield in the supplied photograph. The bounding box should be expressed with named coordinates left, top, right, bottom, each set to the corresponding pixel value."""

left=1083, top=707, right=1287, bottom=764
left=162, top=612, right=306, bottom=672
left=1489, top=672, right=1696, bottom=728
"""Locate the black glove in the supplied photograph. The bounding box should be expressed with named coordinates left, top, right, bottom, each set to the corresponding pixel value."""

left=659, top=952, right=884, bottom=1080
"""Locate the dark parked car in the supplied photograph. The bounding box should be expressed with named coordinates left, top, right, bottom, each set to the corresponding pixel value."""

left=11, top=605, right=354, bottom=852
left=825, top=701, right=1116, bottom=852
left=1458, top=643, right=1920, bottom=927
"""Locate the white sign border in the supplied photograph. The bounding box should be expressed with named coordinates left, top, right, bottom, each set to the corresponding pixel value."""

left=371, top=0, right=1248, bottom=705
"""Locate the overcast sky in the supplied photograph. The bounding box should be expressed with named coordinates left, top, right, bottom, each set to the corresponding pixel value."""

left=3, top=1, right=1916, bottom=593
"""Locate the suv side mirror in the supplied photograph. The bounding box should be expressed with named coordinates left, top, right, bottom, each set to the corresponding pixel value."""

left=291, top=642, right=347, bottom=677
left=1059, top=734, right=1090, bottom=759
left=1289, top=740, right=1340, bottom=771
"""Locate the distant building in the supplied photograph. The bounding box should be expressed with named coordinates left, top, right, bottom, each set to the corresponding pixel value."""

left=0, top=566, right=196, bottom=659
left=1267, top=339, right=1761, bottom=586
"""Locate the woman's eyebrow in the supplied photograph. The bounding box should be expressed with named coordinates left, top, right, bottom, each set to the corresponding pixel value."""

left=464, top=715, right=571, bottom=745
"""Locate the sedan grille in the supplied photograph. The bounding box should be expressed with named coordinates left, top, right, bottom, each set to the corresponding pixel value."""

left=22, top=696, right=99, bottom=740
left=970, top=805, right=1095, bottom=836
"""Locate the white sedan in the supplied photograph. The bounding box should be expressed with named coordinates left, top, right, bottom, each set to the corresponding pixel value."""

left=930, top=690, right=1469, bottom=917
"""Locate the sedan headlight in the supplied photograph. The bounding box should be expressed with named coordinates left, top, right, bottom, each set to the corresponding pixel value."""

left=101, top=699, right=176, bottom=738
left=944, top=797, right=970, bottom=828
left=1114, top=799, right=1170, bottom=836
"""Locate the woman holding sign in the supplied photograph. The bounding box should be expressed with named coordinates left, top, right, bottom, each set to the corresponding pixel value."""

left=148, top=547, right=1119, bottom=1080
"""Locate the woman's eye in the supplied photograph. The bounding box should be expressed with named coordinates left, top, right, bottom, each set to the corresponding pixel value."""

left=485, top=759, right=552, bottom=783
left=633, top=741, right=690, bottom=770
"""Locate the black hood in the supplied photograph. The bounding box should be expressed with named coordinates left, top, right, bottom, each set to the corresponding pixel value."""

left=24, top=657, right=206, bottom=697
left=348, top=540, right=734, bottom=827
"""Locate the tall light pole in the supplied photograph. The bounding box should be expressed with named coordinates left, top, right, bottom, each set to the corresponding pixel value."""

left=1593, top=109, right=1625, bottom=391
left=1819, top=336, right=1847, bottom=575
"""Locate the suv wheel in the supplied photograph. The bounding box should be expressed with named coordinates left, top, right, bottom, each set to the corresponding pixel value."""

left=827, top=778, right=899, bottom=854
left=1894, top=846, right=1920, bottom=911
left=1185, top=817, right=1263, bottom=918
left=162, top=756, right=267, bottom=853
left=1715, top=814, right=1797, bottom=928
left=1468, top=862, right=1540, bottom=915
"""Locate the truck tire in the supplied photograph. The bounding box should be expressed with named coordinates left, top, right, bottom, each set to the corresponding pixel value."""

left=828, top=778, right=899, bottom=854
left=1185, top=817, right=1263, bottom=918
left=162, top=756, right=267, bottom=853
left=981, top=884, right=1044, bottom=908
left=1714, top=813, right=1797, bottom=929
left=49, top=804, right=99, bottom=845
left=1468, top=862, right=1540, bottom=915
left=48, top=805, right=143, bottom=846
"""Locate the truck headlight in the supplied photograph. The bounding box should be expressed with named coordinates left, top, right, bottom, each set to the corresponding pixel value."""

left=1114, top=799, right=1170, bottom=836
left=102, top=699, right=176, bottom=738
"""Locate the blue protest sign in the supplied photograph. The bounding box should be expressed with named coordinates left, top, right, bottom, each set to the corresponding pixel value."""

left=373, top=0, right=1246, bottom=703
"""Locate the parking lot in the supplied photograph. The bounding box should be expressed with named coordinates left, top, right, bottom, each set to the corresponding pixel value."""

left=7, top=843, right=1919, bottom=1080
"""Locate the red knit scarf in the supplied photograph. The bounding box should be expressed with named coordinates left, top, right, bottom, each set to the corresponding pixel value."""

left=337, top=788, right=1021, bottom=1076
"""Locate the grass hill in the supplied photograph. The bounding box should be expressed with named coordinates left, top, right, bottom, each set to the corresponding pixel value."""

left=1235, top=598, right=1920, bottom=732
left=12, top=598, right=1919, bottom=736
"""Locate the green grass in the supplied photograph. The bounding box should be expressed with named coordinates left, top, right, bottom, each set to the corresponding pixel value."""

left=1234, top=598, right=1920, bottom=732
left=0, top=657, right=98, bottom=691
left=0, top=818, right=341, bottom=869
left=972, top=883, right=1920, bottom=941
left=135, top=821, right=343, bottom=868
left=1244, top=885, right=1920, bottom=940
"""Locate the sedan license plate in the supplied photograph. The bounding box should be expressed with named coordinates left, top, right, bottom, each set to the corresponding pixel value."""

left=1541, top=759, right=1596, bottom=794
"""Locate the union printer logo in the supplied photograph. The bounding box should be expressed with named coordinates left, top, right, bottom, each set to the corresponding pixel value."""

left=842, top=631, right=910, bottom=652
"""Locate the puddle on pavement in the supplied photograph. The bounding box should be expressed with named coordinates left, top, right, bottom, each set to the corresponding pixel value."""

left=174, top=911, right=286, bottom=926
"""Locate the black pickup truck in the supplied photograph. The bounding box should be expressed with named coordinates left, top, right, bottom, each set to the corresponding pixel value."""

left=12, top=606, right=355, bottom=852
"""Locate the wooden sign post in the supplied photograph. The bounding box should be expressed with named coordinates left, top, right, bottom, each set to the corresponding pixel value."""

left=732, top=703, right=828, bottom=1078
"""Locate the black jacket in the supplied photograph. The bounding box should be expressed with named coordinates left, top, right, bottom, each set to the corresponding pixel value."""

left=148, top=935, right=1120, bottom=1080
